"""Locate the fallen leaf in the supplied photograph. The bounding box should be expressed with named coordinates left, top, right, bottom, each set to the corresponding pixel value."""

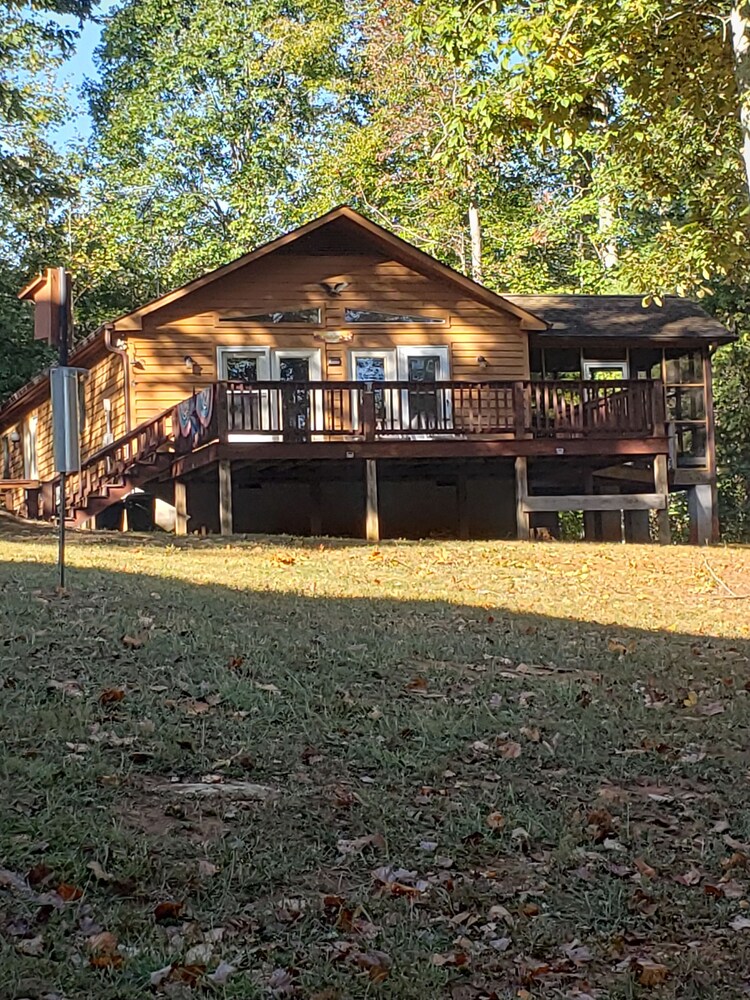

left=87, top=931, right=119, bottom=955
left=207, top=961, right=236, bottom=985
left=15, top=935, right=44, bottom=956
left=354, top=949, right=392, bottom=982
left=47, top=678, right=84, bottom=697
left=634, top=857, right=657, bottom=879
left=696, top=701, right=725, bottom=717
left=404, top=676, right=429, bottom=694
left=198, top=859, right=218, bottom=878
left=268, top=967, right=295, bottom=994
left=730, top=915, right=750, bottom=931
left=90, top=954, right=124, bottom=969
left=497, top=739, right=522, bottom=759
left=637, top=958, right=669, bottom=986
left=337, top=833, right=385, bottom=856
left=154, top=901, right=184, bottom=923
left=57, top=882, right=83, bottom=901
left=121, top=632, right=147, bottom=649
left=99, top=687, right=125, bottom=705
left=683, top=690, right=699, bottom=707
left=87, top=860, right=114, bottom=882
left=486, top=811, right=506, bottom=831
left=185, top=942, right=214, bottom=965
left=675, top=868, right=702, bottom=886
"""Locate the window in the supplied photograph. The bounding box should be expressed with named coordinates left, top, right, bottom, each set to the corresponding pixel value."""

left=344, top=308, right=445, bottom=324
left=219, top=308, right=321, bottom=324
left=23, top=415, right=38, bottom=480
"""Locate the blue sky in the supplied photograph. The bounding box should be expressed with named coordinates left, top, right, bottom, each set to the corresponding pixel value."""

left=51, top=4, right=114, bottom=148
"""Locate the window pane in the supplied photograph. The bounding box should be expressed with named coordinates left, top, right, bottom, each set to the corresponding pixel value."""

left=666, top=387, right=705, bottom=421
left=226, top=357, right=258, bottom=382
left=675, top=423, right=707, bottom=465
left=345, top=309, right=444, bottom=324
left=408, top=356, right=439, bottom=382
left=279, top=357, right=310, bottom=381
left=220, top=308, right=320, bottom=324
left=665, top=350, right=703, bottom=384
left=355, top=357, right=386, bottom=381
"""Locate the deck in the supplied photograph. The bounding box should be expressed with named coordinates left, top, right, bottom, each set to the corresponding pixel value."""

left=35, top=378, right=670, bottom=529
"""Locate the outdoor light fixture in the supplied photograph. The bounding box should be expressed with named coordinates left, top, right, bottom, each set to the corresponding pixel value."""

left=9, top=431, right=20, bottom=444
left=477, top=355, right=489, bottom=369
left=184, top=355, right=196, bottom=370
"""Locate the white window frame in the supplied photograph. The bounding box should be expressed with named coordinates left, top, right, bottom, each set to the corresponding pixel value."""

left=23, top=414, right=38, bottom=480
left=582, top=359, right=629, bottom=380
left=349, top=349, right=397, bottom=432
left=217, top=346, right=272, bottom=440
left=216, top=345, right=271, bottom=381
left=396, top=346, right=452, bottom=432
left=272, top=348, right=323, bottom=438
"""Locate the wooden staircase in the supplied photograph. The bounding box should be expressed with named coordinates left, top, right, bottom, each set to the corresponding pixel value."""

left=61, top=404, right=180, bottom=527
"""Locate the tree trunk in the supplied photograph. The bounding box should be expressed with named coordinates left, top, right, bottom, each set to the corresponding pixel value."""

left=598, top=194, right=618, bottom=269
left=731, top=2, right=750, bottom=200
left=468, top=200, right=483, bottom=283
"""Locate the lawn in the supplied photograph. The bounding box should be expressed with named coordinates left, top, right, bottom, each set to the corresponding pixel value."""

left=1, top=522, right=749, bottom=999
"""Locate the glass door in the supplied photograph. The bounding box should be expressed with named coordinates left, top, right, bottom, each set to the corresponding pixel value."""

left=272, top=349, right=322, bottom=439
left=218, top=348, right=271, bottom=433
left=351, top=350, right=396, bottom=431
left=397, top=347, right=451, bottom=431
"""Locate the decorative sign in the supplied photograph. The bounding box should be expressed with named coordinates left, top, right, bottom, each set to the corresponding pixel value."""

left=328, top=356, right=342, bottom=367
left=314, top=330, right=353, bottom=343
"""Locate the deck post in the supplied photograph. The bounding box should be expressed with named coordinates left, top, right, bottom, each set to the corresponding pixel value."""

left=653, top=454, right=671, bottom=544
left=174, top=479, right=188, bottom=536
left=688, top=483, right=714, bottom=545
left=219, top=459, right=233, bottom=536
left=365, top=458, right=380, bottom=542
left=515, top=456, right=530, bottom=541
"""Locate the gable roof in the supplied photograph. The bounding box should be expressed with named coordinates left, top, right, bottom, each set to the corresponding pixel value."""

left=112, top=206, right=548, bottom=331
left=506, top=295, right=734, bottom=344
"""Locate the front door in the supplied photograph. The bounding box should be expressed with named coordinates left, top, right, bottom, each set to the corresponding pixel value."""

left=218, top=348, right=271, bottom=432
left=351, top=350, right=397, bottom=431
left=273, top=350, right=322, bottom=440
left=397, top=347, right=451, bottom=431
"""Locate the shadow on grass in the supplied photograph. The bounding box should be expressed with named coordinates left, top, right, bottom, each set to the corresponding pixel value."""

left=1, top=558, right=750, bottom=999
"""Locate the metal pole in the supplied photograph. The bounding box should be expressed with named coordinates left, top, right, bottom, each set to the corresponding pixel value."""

left=58, top=267, right=68, bottom=590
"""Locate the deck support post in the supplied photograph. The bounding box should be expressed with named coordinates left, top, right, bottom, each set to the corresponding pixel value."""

left=688, top=483, right=714, bottom=546
left=653, top=454, right=671, bottom=544
left=515, top=456, right=530, bottom=541
left=219, top=460, right=233, bottom=536
left=174, top=479, right=188, bottom=536
left=365, top=459, right=380, bottom=542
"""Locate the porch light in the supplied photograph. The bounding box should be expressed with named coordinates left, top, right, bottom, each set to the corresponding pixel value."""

left=477, top=355, right=489, bottom=369
left=184, top=355, right=196, bottom=370
left=9, top=431, right=20, bottom=444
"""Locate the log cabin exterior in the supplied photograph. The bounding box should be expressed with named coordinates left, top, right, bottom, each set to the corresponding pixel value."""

left=0, top=206, right=735, bottom=543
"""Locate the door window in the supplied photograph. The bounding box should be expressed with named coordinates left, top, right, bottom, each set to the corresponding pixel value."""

left=226, top=355, right=260, bottom=383
left=218, top=348, right=271, bottom=432
left=396, top=347, right=450, bottom=431
left=23, top=415, right=38, bottom=480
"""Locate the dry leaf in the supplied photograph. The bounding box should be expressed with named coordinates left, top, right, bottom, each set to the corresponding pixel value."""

left=185, top=942, right=214, bottom=965
left=15, top=935, right=44, bottom=956
left=198, top=859, right=218, bottom=878
left=207, top=961, right=236, bottom=985
left=634, top=857, right=657, bottom=879
left=87, top=931, right=119, bottom=955
left=268, top=967, right=295, bottom=994
left=353, top=949, right=392, bottom=982
left=57, top=882, right=83, bottom=901
left=337, top=833, right=385, bottom=856
left=154, top=900, right=184, bottom=923
left=90, top=953, right=124, bottom=969
left=47, top=678, right=84, bottom=697
left=730, top=915, right=750, bottom=931
left=99, top=687, right=125, bottom=705
left=696, top=701, right=725, bottom=717
left=683, top=690, right=699, bottom=707
left=121, top=632, right=147, bottom=649
left=87, top=860, right=113, bottom=882
left=486, top=811, right=506, bottom=831
left=497, top=739, right=522, bottom=759
left=637, top=958, right=669, bottom=986
left=404, top=676, right=429, bottom=694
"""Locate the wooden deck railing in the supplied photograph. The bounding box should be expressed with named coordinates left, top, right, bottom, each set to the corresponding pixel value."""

left=220, top=378, right=665, bottom=442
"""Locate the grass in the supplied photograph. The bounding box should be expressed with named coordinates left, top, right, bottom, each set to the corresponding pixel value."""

left=0, top=520, right=749, bottom=999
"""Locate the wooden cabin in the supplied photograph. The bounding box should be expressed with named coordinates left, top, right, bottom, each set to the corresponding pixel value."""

left=0, top=206, right=734, bottom=543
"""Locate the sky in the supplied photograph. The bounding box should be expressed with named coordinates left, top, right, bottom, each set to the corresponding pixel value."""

left=51, top=4, right=114, bottom=149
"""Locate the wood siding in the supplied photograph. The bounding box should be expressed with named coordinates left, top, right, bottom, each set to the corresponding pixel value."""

left=128, top=253, right=529, bottom=424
